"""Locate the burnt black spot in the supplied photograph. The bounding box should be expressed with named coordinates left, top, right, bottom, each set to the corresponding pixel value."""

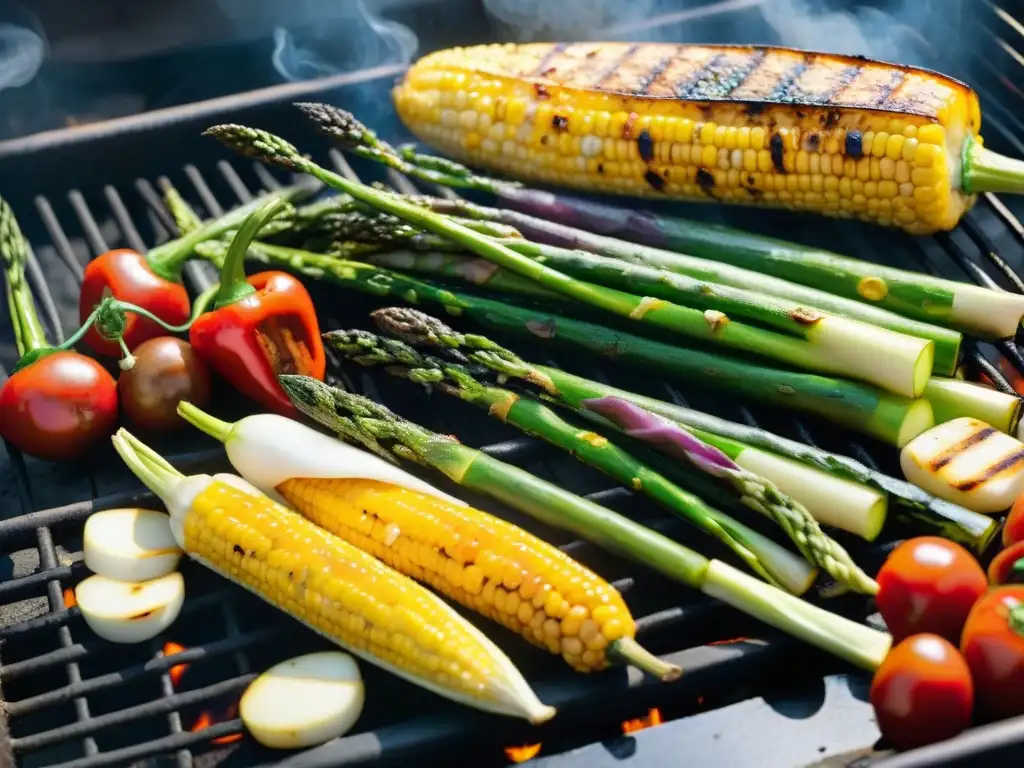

left=540, top=66, right=557, bottom=77
left=745, top=187, right=764, bottom=200
left=644, top=170, right=666, bottom=191
left=845, top=130, right=864, bottom=158
left=534, top=84, right=551, bottom=100
left=699, top=104, right=714, bottom=120
left=824, top=109, right=841, bottom=128
left=232, top=544, right=245, bottom=556
left=747, top=175, right=756, bottom=185
left=637, top=130, right=654, bottom=162
left=745, top=102, right=767, bottom=116
left=696, top=168, right=716, bottom=195
left=769, top=133, right=786, bottom=174
left=852, top=54, right=868, bottom=61
left=540, top=135, right=550, bottom=145
left=805, top=133, right=820, bottom=150
left=586, top=48, right=600, bottom=58
left=796, top=110, right=806, bottom=119
left=597, top=163, right=605, bottom=175
left=551, top=115, right=568, bottom=131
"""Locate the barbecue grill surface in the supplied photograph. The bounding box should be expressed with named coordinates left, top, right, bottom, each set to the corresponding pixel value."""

left=4, top=5, right=1024, bottom=767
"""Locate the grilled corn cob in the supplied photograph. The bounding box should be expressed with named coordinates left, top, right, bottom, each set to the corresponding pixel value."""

left=281, top=477, right=638, bottom=672
left=393, top=43, right=1024, bottom=233
left=176, top=404, right=677, bottom=679
left=110, top=429, right=555, bottom=723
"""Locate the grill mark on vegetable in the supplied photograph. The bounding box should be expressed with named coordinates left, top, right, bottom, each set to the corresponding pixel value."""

left=681, top=50, right=767, bottom=99
left=527, top=43, right=568, bottom=77
left=953, top=449, right=1024, bottom=491
left=676, top=52, right=727, bottom=99
left=636, top=54, right=675, bottom=95
left=927, top=426, right=998, bottom=470
left=874, top=70, right=906, bottom=106
left=768, top=57, right=813, bottom=101
left=822, top=65, right=863, bottom=104
left=592, top=44, right=641, bottom=88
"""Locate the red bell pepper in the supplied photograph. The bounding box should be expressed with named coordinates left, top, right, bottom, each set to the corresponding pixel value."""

left=189, top=197, right=326, bottom=415
left=78, top=189, right=305, bottom=357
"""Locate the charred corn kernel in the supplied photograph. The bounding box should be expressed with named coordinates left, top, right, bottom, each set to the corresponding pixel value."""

left=181, top=480, right=551, bottom=720
left=395, top=42, right=983, bottom=232
left=278, top=477, right=636, bottom=674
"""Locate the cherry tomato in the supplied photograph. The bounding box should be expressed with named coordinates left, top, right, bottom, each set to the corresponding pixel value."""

left=876, top=537, right=987, bottom=643
left=1004, top=494, right=1024, bottom=547
left=0, top=351, right=118, bottom=461
left=988, top=541, right=1024, bottom=586
left=118, top=337, right=212, bottom=431
left=870, top=634, right=973, bottom=750
left=961, top=586, right=1024, bottom=720
left=80, top=249, right=190, bottom=357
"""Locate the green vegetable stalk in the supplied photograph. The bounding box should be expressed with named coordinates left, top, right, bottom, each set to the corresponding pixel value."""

left=279, top=374, right=892, bottom=671
left=205, top=119, right=931, bottom=398
left=325, top=327, right=821, bottom=594
left=369, top=306, right=997, bottom=552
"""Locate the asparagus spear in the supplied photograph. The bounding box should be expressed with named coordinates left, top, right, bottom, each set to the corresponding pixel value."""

left=206, top=120, right=931, bottom=398
left=323, top=194, right=964, bottom=377
left=198, top=237, right=930, bottom=445
left=326, top=327, right=881, bottom=594
left=294, top=101, right=1010, bottom=341
left=278, top=374, right=892, bottom=671
left=370, top=307, right=997, bottom=553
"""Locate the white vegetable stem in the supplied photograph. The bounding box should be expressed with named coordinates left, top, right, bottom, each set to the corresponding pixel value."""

left=925, top=377, right=1023, bottom=434
left=176, top=402, right=466, bottom=507
left=733, top=449, right=887, bottom=541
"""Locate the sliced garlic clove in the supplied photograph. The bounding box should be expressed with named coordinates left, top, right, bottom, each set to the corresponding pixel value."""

left=83, top=508, right=182, bottom=582
left=901, top=417, right=1024, bottom=513
left=75, top=572, right=185, bottom=644
left=240, top=651, right=365, bottom=749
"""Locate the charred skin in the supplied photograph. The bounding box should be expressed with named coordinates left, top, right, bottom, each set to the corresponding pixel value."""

left=393, top=43, right=984, bottom=233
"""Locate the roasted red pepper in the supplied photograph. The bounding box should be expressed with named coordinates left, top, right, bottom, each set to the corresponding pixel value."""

left=78, top=190, right=302, bottom=357
left=189, top=198, right=325, bottom=415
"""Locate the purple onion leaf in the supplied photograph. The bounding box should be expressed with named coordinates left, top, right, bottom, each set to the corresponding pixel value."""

left=582, top=395, right=738, bottom=477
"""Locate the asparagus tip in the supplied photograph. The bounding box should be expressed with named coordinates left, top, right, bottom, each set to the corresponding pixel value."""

left=294, top=101, right=378, bottom=149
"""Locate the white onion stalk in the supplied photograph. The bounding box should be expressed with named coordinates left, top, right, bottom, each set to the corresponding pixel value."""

left=925, top=377, right=1023, bottom=434
left=175, top=401, right=465, bottom=507
left=83, top=508, right=182, bottom=582
left=75, top=572, right=185, bottom=644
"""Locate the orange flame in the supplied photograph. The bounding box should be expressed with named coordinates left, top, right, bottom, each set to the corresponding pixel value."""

left=621, top=707, right=663, bottom=735
left=63, top=587, right=77, bottom=608
left=162, top=642, right=188, bottom=687
left=190, top=703, right=243, bottom=745
left=505, top=744, right=542, bottom=763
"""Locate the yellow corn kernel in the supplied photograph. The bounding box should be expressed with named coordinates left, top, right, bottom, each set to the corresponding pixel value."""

left=392, top=42, right=979, bottom=232
left=278, top=477, right=635, bottom=674
left=183, top=480, right=549, bottom=718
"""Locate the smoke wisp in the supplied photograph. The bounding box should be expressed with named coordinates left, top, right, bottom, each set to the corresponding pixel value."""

left=0, top=22, right=45, bottom=95
left=480, top=0, right=966, bottom=69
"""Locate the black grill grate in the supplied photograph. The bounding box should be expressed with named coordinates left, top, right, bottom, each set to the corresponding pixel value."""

left=3, top=8, right=1024, bottom=764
